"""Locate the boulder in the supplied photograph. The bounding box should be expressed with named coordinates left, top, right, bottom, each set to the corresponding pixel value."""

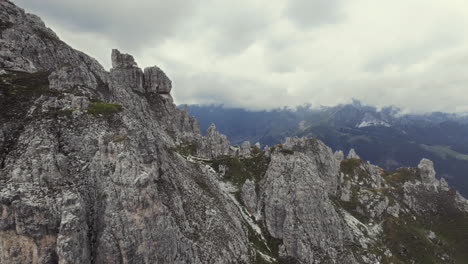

left=144, top=66, right=172, bottom=94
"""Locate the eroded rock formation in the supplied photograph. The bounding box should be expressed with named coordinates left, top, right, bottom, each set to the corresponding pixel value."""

left=1, top=1, right=468, bottom=264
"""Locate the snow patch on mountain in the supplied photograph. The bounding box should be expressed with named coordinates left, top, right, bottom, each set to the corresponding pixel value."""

left=357, top=120, right=391, bottom=128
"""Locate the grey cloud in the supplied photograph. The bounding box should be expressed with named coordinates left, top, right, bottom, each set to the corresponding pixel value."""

left=285, top=0, right=344, bottom=28
left=344, top=51, right=468, bottom=113
left=269, top=63, right=297, bottom=73
left=15, top=0, right=200, bottom=49
left=209, top=14, right=268, bottom=54
left=178, top=1, right=272, bottom=55
left=170, top=69, right=288, bottom=110
left=364, top=33, right=462, bottom=72
left=16, top=0, right=270, bottom=56
left=12, top=0, right=468, bottom=114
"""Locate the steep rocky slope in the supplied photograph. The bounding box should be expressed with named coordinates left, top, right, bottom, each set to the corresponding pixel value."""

left=1, top=1, right=468, bottom=263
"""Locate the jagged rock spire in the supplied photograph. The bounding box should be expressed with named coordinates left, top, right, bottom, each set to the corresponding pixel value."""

left=197, top=124, right=231, bottom=158
left=207, top=123, right=217, bottom=134
left=240, top=141, right=251, bottom=157
left=111, top=49, right=138, bottom=69
left=347, top=148, right=360, bottom=159
left=418, top=158, right=436, bottom=184
left=144, top=66, right=172, bottom=94
left=334, top=150, right=344, bottom=161
left=110, top=49, right=172, bottom=95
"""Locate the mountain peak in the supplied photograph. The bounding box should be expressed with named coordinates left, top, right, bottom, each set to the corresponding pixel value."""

left=347, top=148, right=360, bottom=159
left=418, top=158, right=437, bottom=184
left=111, top=49, right=138, bottom=69
left=109, top=49, right=172, bottom=95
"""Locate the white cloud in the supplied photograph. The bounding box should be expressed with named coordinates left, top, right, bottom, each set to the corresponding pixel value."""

left=13, top=0, right=468, bottom=113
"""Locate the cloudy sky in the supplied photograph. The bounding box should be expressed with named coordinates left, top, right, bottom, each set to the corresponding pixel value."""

left=14, top=0, right=468, bottom=113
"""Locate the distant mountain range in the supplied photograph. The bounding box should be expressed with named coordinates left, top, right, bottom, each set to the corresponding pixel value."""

left=184, top=102, right=468, bottom=197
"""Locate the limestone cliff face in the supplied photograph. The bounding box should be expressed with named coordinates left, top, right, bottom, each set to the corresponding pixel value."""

left=1, top=1, right=468, bottom=264
left=257, top=138, right=354, bottom=263
left=0, top=2, right=247, bottom=263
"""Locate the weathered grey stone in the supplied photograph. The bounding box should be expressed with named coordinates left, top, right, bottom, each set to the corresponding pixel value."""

left=56, top=191, right=90, bottom=264
left=259, top=137, right=354, bottom=263
left=49, top=64, right=99, bottom=93
left=0, top=0, right=107, bottom=80
left=239, top=141, right=251, bottom=157
left=144, top=66, right=172, bottom=94
left=347, top=148, right=360, bottom=159
left=241, top=179, right=257, bottom=214
left=418, top=158, right=436, bottom=184
left=283, top=137, right=341, bottom=195
left=439, top=177, right=450, bottom=192
left=334, top=150, right=345, bottom=161
left=110, top=50, right=145, bottom=93
left=357, top=189, right=388, bottom=218
left=340, top=179, right=352, bottom=201
left=197, top=124, right=231, bottom=159
left=111, top=49, right=137, bottom=69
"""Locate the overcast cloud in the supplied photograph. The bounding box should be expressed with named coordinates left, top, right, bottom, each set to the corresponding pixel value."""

left=14, top=0, right=468, bottom=113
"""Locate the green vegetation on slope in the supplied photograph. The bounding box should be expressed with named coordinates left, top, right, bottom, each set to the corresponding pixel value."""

left=420, top=144, right=468, bottom=161
left=207, top=150, right=270, bottom=188
left=338, top=156, right=468, bottom=263
left=87, top=102, right=123, bottom=116
left=174, top=142, right=197, bottom=156
left=430, top=215, right=468, bottom=263
left=340, top=158, right=364, bottom=177
left=380, top=213, right=468, bottom=264
left=382, top=216, right=449, bottom=264
left=0, top=71, right=53, bottom=119
left=384, top=167, right=421, bottom=186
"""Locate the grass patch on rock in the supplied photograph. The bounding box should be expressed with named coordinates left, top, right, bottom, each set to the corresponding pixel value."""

left=174, top=142, right=197, bottom=156
left=112, top=134, right=128, bottom=143
left=207, top=151, right=270, bottom=188
left=0, top=70, right=55, bottom=120
left=340, top=158, right=371, bottom=184
left=280, top=148, right=294, bottom=155
left=56, top=109, right=74, bottom=117
left=381, top=216, right=452, bottom=264
left=340, top=158, right=363, bottom=176
left=430, top=214, right=468, bottom=263
left=384, top=168, right=420, bottom=186
left=87, top=102, right=123, bottom=116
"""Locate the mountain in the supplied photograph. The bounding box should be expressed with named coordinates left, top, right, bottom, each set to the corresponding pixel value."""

left=185, top=104, right=468, bottom=197
left=2, top=1, right=468, bottom=263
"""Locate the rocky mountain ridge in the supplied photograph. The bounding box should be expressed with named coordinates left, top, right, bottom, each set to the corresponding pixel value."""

left=1, top=1, right=468, bottom=263
left=185, top=103, right=468, bottom=198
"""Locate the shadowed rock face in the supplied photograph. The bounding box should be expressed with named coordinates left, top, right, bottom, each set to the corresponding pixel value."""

left=1, top=1, right=468, bottom=264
